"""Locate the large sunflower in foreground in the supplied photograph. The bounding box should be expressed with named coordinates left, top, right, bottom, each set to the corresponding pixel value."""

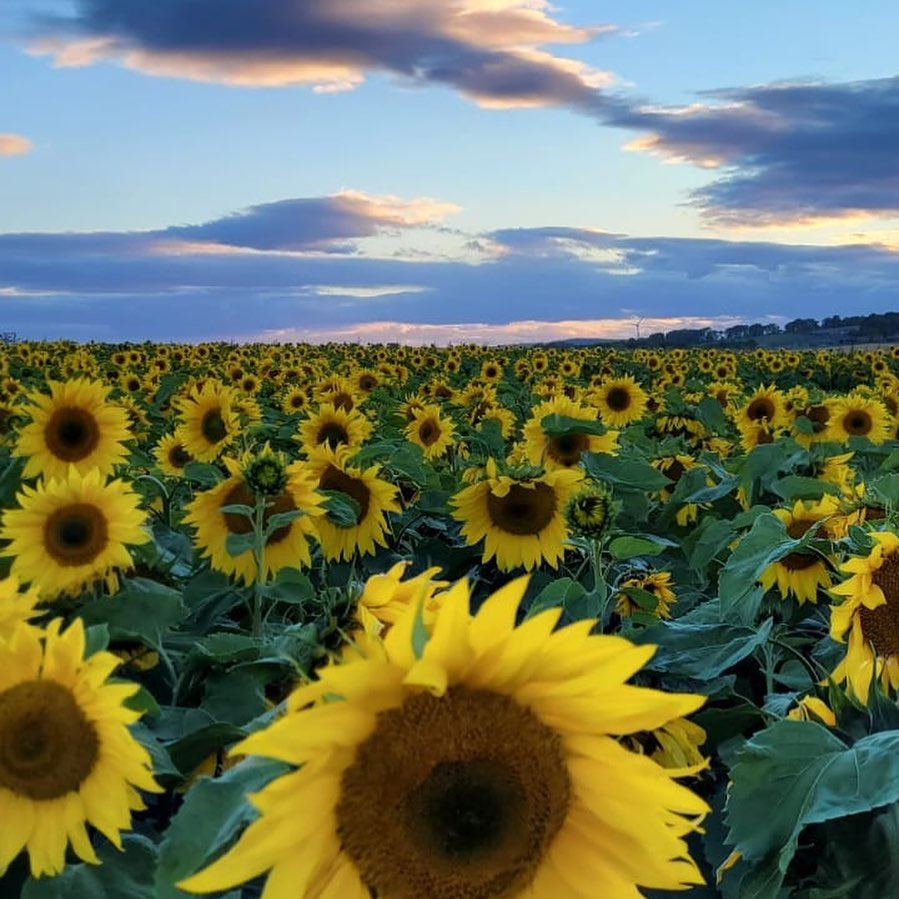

left=184, top=457, right=324, bottom=584
left=0, top=619, right=159, bottom=877
left=451, top=460, right=581, bottom=571
left=830, top=530, right=899, bottom=702
left=827, top=394, right=890, bottom=444
left=522, top=396, right=618, bottom=470
left=0, top=575, right=40, bottom=640
left=15, top=378, right=131, bottom=481
left=175, top=381, right=239, bottom=462
left=404, top=403, right=455, bottom=460
left=760, top=498, right=836, bottom=605
left=591, top=375, right=649, bottom=427
left=306, top=445, right=400, bottom=561
left=0, top=470, right=148, bottom=599
left=297, top=403, right=373, bottom=456
left=179, top=576, right=707, bottom=899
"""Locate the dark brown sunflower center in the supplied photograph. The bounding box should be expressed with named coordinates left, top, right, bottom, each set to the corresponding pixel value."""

left=0, top=680, right=99, bottom=800
left=337, top=688, right=570, bottom=899
left=221, top=483, right=297, bottom=546
left=319, top=465, right=371, bottom=525
left=317, top=422, right=349, bottom=449
left=168, top=444, right=192, bottom=469
left=858, top=554, right=899, bottom=656
left=44, top=406, right=101, bottom=462
left=418, top=419, right=441, bottom=446
left=359, top=376, right=378, bottom=391
left=747, top=397, right=776, bottom=421
left=844, top=410, right=872, bottom=436
left=486, top=482, right=557, bottom=535
left=606, top=387, right=631, bottom=412
left=332, top=392, right=355, bottom=412
left=546, top=431, right=590, bottom=467
left=43, top=503, right=108, bottom=566
left=200, top=409, right=228, bottom=444
left=780, top=519, right=819, bottom=571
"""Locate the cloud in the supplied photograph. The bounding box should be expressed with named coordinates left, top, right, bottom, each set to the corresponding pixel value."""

left=27, top=0, right=617, bottom=112
left=613, top=77, right=899, bottom=227
left=4, top=192, right=899, bottom=342
left=0, top=133, right=32, bottom=156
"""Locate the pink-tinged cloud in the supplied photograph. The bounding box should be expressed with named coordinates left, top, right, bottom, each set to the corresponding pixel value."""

left=0, top=134, right=32, bottom=156
left=28, top=0, right=617, bottom=112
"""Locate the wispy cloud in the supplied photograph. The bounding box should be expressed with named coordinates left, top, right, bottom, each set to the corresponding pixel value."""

left=0, top=133, right=32, bottom=156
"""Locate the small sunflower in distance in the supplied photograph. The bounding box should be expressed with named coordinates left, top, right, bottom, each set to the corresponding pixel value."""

left=0, top=619, right=159, bottom=877
left=0, top=576, right=41, bottom=641
left=737, top=384, right=788, bottom=431
left=592, top=375, right=649, bottom=427
left=297, top=402, right=372, bottom=456
left=617, top=571, right=677, bottom=619
left=760, top=498, right=835, bottom=604
left=830, top=531, right=899, bottom=702
left=154, top=432, right=194, bottom=477
left=451, top=459, right=581, bottom=571
left=523, top=395, right=618, bottom=470
left=15, top=378, right=131, bottom=481
left=1, top=469, right=148, bottom=599
left=404, top=403, right=455, bottom=460
left=184, top=454, right=324, bottom=585
left=565, top=481, right=614, bottom=539
left=306, top=444, right=401, bottom=562
left=175, top=381, right=239, bottom=462
left=178, top=576, right=707, bottom=899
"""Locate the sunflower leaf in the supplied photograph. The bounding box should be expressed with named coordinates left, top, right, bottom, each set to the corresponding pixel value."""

left=322, top=490, right=361, bottom=526
left=264, top=509, right=305, bottom=533
left=224, top=532, right=256, bottom=556
left=540, top=413, right=607, bottom=437
left=608, top=535, right=670, bottom=560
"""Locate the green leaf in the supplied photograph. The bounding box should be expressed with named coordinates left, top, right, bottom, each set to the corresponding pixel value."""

left=182, top=461, right=222, bottom=487
left=218, top=503, right=254, bottom=517
left=224, top=532, right=255, bottom=557
left=264, top=508, right=304, bottom=533
left=156, top=759, right=287, bottom=899
left=771, top=475, right=838, bottom=502
left=525, top=577, right=586, bottom=619
left=583, top=453, right=670, bottom=490
left=726, top=722, right=899, bottom=888
left=80, top=578, right=187, bottom=650
left=23, top=835, right=159, bottom=899
left=870, top=473, right=899, bottom=506
left=540, top=413, right=607, bottom=437
left=608, top=535, right=671, bottom=560
left=696, top=395, right=729, bottom=434
left=718, top=513, right=798, bottom=623
left=322, top=489, right=361, bottom=527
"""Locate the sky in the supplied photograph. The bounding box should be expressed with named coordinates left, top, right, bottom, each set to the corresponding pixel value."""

left=2, top=0, right=899, bottom=344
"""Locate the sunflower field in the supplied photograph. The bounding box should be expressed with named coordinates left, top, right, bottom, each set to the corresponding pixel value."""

left=3, top=341, right=899, bottom=898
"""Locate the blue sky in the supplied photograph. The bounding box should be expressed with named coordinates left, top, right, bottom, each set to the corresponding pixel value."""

left=2, top=1, right=899, bottom=342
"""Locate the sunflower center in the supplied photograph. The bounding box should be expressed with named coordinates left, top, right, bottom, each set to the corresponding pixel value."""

left=0, top=680, right=99, bottom=800
left=221, top=484, right=297, bottom=545
left=317, top=422, right=349, bottom=449
left=337, top=688, right=570, bottom=899
left=746, top=397, right=775, bottom=421
left=359, top=376, right=377, bottom=391
left=780, top=519, right=819, bottom=571
left=319, top=465, right=371, bottom=525
left=844, top=410, right=872, bottom=436
left=606, top=387, right=631, bottom=412
left=44, top=406, right=101, bottom=462
left=418, top=419, right=440, bottom=446
left=805, top=405, right=830, bottom=432
left=859, top=553, right=899, bottom=657
left=168, top=444, right=192, bottom=468
left=201, top=409, right=228, bottom=444
left=43, top=503, right=108, bottom=567
left=332, top=392, right=355, bottom=412
left=546, top=432, right=590, bottom=466
left=486, top=482, right=557, bottom=536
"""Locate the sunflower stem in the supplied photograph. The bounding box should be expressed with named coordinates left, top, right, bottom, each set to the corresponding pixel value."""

left=251, top=494, right=267, bottom=638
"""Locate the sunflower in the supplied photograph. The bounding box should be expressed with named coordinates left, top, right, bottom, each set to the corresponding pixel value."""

left=565, top=481, right=614, bottom=539
left=830, top=531, right=899, bottom=702
left=652, top=455, right=707, bottom=527
left=827, top=394, right=890, bottom=444
left=15, top=379, right=131, bottom=481
left=451, top=460, right=581, bottom=571
left=0, top=576, right=41, bottom=641
left=0, top=618, right=159, bottom=877
left=616, top=571, right=677, bottom=619
left=354, top=560, right=448, bottom=638
left=0, top=470, right=149, bottom=599
left=154, top=432, right=194, bottom=478
left=175, top=381, right=239, bottom=462
left=470, top=402, right=516, bottom=439
left=306, top=445, right=400, bottom=562
left=298, top=403, right=372, bottom=456
left=404, top=404, right=455, bottom=460
left=523, top=396, right=618, bottom=470
left=178, top=576, right=707, bottom=899
left=592, top=376, right=649, bottom=427
left=184, top=456, right=324, bottom=585
left=736, top=385, right=788, bottom=431
left=281, top=386, right=311, bottom=416
left=759, top=498, right=835, bottom=604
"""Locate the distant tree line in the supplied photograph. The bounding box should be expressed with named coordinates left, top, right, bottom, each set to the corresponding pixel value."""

left=629, top=311, right=899, bottom=348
